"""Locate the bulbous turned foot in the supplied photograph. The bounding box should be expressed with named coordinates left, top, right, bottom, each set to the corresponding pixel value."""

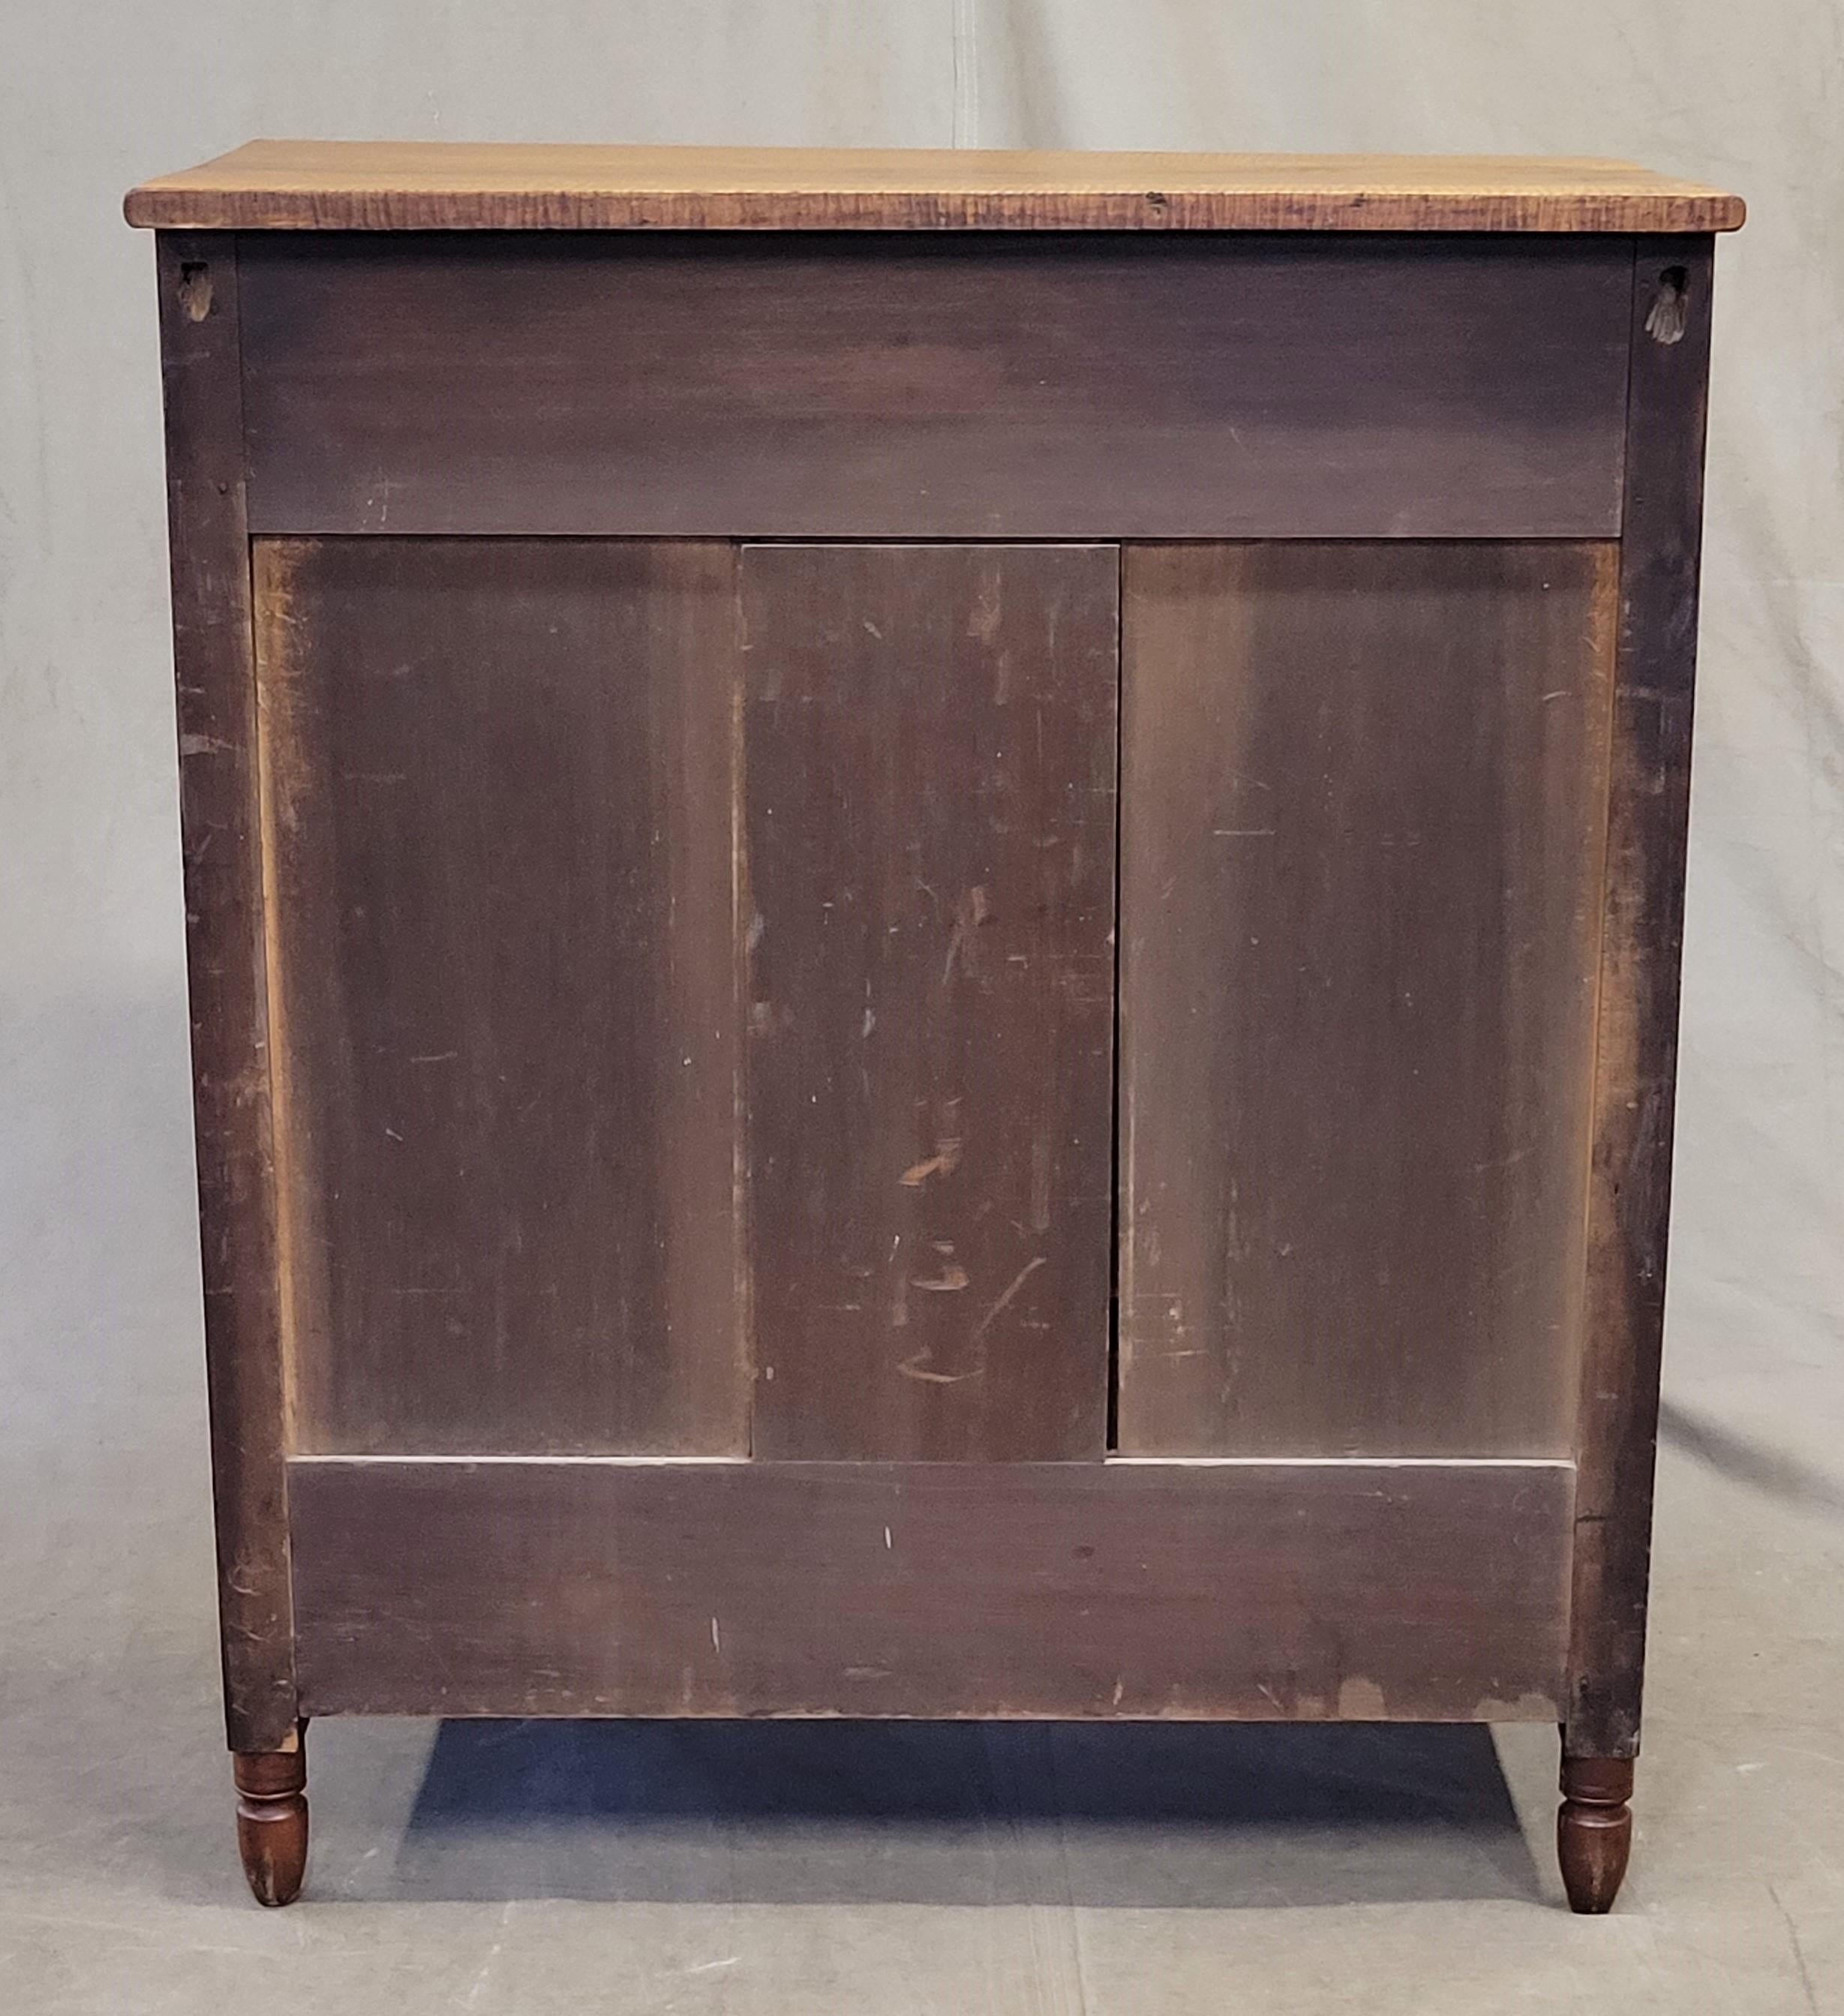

left=234, top=1736, right=308, bottom=1906
left=1558, top=1755, right=1632, bottom=1913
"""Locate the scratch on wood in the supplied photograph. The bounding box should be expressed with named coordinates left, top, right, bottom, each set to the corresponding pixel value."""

left=911, top=1260, right=970, bottom=1293
left=896, top=1350, right=981, bottom=1385
left=971, top=1254, right=1047, bottom=1341
left=901, top=1137, right=963, bottom=1188
left=939, top=885, right=990, bottom=987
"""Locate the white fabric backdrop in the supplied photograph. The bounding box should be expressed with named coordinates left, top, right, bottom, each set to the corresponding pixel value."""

left=0, top=2, right=1836, bottom=1493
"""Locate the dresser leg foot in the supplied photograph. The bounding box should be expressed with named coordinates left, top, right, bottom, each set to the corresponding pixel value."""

left=1557, top=1753, right=1632, bottom=1913
left=234, top=1729, right=308, bottom=1906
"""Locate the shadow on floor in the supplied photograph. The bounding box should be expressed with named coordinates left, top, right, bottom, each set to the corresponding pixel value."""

left=358, top=1718, right=1544, bottom=1908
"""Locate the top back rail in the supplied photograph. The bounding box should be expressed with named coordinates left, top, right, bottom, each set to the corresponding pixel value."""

left=236, top=231, right=1635, bottom=541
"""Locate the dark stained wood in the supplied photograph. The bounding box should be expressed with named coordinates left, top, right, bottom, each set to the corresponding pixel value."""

left=233, top=1735, right=308, bottom=1907
left=234, top=235, right=1632, bottom=541
left=1117, top=542, right=1618, bottom=1458
left=254, top=538, right=745, bottom=1456
left=125, top=141, right=1746, bottom=235
left=1567, top=239, right=1718, bottom=1760
left=287, top=1456, right=1575, bottom=1720
left=1557, top=1753, right=1635, bottom=1913
left=742, top=545, right=1116, bottom=1459
left=155, top=233, right=299, bottom=1754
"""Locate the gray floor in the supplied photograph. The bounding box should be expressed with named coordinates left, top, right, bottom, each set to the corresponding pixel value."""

left=2, top=986, right=1842, bottom=2012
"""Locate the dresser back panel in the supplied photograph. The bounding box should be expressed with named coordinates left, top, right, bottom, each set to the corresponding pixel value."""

left=741, top=542, right=1119, bottom=1460
left=1117, top=539, right=1619, bottom=1458
left=256, top=536, right=747, bottom=1456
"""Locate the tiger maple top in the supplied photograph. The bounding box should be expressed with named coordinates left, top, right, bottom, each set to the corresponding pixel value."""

left=125, top=140, right=1744, bottom=234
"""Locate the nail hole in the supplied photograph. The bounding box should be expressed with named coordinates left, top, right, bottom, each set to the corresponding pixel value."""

left=177, top=261, right=214, bottom=323
left=1644, top=265, right=1689, bottom=346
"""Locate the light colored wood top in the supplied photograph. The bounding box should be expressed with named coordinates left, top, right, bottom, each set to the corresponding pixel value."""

left=125, top=142, right=1744, bottom=234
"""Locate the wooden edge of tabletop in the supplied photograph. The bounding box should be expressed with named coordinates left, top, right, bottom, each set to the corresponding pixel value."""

left=125, top=142, right=1746, bottom=233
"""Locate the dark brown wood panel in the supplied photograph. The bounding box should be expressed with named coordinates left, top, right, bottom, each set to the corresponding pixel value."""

left=256, top=537, right=745, bottom=1456
left=743, top=545, right=1116, bottom=1459
left=236, top=235, right=1632, bottom=540
left=156, top=233, right=299, bottom=1754
left=1568, top=239, right=1717, bottom=1760
left=1118, top=542, right=1617, bottom=1459
left=289, top=1456, right=1575, bottom=1720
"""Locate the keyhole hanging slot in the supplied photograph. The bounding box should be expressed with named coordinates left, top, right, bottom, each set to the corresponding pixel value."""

left=176, top=260, right=214, bottom=323
left=1644, top=265, right=1689, bottom=345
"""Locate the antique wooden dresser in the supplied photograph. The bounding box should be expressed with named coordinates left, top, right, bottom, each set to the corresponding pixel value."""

left=126, top=143, right=1742, bottom=1909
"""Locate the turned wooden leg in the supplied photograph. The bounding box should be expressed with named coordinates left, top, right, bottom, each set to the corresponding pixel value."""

left=234, top=1730, right=308, bottom=1906
left=1558, top=1754, right=1633, bottom=1913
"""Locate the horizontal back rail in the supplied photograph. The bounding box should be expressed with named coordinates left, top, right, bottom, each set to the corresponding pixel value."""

left=289, top=1456, right=1574, bottom=1721
left=237, top=233, right=1633, bottom=541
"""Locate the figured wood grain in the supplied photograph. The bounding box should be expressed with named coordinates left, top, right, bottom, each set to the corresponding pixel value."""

left=1118, top=542, right=1617, bottom=1458
left=155, top=233, right=299, bottom=1753
left=742, top=545, right=1116, bottom=1459
left=254, top=537, right=744, bottom=1456
left=234, top=234, right=1632, bottom=540
left=1567, top=239, right=1717, bottom=1760
left=287, top=1456, right=1575, bottom=1720
left=125, top=142, right=1744, bottom=233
